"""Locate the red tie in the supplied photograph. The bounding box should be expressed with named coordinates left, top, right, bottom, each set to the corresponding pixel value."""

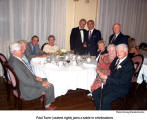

left=110, top=59, right=119, bottom=74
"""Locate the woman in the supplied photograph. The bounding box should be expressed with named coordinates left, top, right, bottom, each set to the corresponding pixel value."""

left=91, top=44, right=116, bottom=92
left=128, top=38, right=139, bottom=58
left=96, top=40, right=108, bottom=62
left=43, top=35, right=59, bottom=54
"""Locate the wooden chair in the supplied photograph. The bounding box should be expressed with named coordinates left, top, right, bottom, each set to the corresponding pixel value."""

left=4, top=63, right=46, bottom=110
left=0, top=53, right=8, bottom=79
left=0, top=53, right=11, bottom=101
left=120, top=55, right=144, bottom=106
left=41, top=43, right=48, bottom=50
left=131, top=54, right=144, bottom=92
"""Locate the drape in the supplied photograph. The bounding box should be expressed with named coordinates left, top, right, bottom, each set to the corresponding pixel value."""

left=0, top=0, right=67, bottom=75
left=96, top=0, right=147, bottom=45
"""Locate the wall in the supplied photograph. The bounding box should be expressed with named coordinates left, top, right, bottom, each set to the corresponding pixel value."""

left=65, top=0, right=98, bottom=50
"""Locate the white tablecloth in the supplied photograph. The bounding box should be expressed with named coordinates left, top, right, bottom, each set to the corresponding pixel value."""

left=137, top=58, right=147, bottom=84
left=31, top=57, right=97, bottom=97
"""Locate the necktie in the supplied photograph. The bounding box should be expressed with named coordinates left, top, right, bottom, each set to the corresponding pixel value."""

left=110, top=59, right=119, bottom=74
left=22, top=59, right=34, bottom=74
left=89, top=30, right=92, bottom=40
left=32, top=46, right=35, bottom=54
left=111, top=35, right=116, bottom=43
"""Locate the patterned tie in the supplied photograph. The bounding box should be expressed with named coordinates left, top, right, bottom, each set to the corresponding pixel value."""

left=111, top=35, right=116, bottom=43
left=21, top=58, right=34, bottom=74
left=110, top=59, right=119, bottom=74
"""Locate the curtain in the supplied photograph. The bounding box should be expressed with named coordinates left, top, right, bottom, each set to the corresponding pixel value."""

left=96, top=0, right=147, bottom=45
left=0, top=0, right=67, bottom=75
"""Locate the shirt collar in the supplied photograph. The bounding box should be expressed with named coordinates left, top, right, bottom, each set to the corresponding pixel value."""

left=89, top=29, right=94, bottom=33
left=13, top=55, right=23, bottom=62
left=115, top=32, right=120, bottom=38
left=118, top=56, right=127, bottom=65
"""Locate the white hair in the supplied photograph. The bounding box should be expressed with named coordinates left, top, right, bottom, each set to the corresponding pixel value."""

left=9, top=42, right=22, bottom=53
left=107, top=44, right=116, bottom=51
left=116, top=44, right=128, bottom=52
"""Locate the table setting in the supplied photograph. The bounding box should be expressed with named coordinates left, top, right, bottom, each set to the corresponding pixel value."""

left=31, top=52, right=97, bottom=97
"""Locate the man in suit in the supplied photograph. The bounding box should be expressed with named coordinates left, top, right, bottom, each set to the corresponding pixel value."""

left=25, top=35, right=46, bottom=62
left=9, top=42, right=56, bottom=110
left=92, top=44, right=134, bottom=110
left=109, top=23, right=128, bottom=45
left=87, top=20, right=102, bottom=57
left=70, top=19, right=88, bottom=55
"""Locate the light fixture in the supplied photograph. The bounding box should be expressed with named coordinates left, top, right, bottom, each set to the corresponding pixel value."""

left=73, top=0, right=90, bottom=3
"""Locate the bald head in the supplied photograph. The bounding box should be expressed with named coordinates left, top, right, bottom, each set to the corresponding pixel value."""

left=113, top=23, right=121, bottom=34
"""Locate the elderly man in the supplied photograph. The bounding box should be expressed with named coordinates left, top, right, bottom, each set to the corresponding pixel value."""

left=109, top=23, right=128, bottom=45
left=70, top=19, right=88, bottom=55
left=9, top=42, right=56, bottom=110
left=25, top=35, right=46, bottom=62
left=87, top=20, right=102, bottom=57
left=92, top=44, right=134, bottom=110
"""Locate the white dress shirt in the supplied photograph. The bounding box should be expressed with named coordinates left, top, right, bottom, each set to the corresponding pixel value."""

left=79, top=27, right=84, bottom=43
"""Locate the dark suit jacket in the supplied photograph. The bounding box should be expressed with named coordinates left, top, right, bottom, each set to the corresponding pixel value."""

left=8, top=55, right=45, bottom=100
left=70, top=27, right=88, bottom=55
left=104, top=56, right=134, bottom=96
left=87, top=29, right=102, bottom=56
left=24, top=42, right=43, bottom=62
left=109, top=32, right=128, bottom=45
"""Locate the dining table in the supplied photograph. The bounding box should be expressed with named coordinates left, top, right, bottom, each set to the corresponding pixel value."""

left=30, top=54, right=97, bottom=97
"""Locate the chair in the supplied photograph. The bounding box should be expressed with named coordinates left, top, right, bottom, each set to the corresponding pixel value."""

left=0, top=53, right=11, bottom=101
left=131, top=54, right=144, bottom=95
left=41, top=43, right=48, bottom=50
left=0, top=53, right=8, bottom=63
left=4, top=63, right=46, bottom=110
left=0, top=53, right=8, bottom=78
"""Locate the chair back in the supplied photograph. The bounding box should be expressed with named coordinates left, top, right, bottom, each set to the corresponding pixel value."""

left=4, top=63, right=21, bottom=96
left=41, top=43, right=48, bottom=50
left=0, top=57, right=7, bottom=78
left=132, top=54, right=144, bottom=77
left=0, top=53, right=8, bottom=63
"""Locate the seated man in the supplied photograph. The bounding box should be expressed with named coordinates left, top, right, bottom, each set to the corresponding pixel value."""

left=9, top=42, right=56, bottom=110
left=25, top=35, right=46, bottom=62
left=92, top=44, right=134, bottom=110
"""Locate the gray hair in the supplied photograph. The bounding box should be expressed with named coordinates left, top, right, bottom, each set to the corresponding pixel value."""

left=107, top=44, right=116, bottom=51
left=9, top=42, right=22, bottom=53
left=116, top=44, right=128, bottom=52
left=18, top=40, right=27, bottom=44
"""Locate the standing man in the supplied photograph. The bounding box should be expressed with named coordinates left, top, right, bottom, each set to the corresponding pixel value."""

left=70, top=19, right=88, bottom=55
left=92, top=44, right=134, bottom=110
left=87, top=20, right=102, bottom=57
left=109, top=23, right=128, bottom=45
left=25, top=35, right=46, bottom=62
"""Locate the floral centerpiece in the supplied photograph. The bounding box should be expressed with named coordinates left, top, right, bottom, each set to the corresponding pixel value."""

left=56, top=49, right=67, bottom=56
